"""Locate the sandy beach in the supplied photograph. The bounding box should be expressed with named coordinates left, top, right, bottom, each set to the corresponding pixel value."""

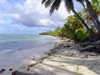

left=0, top=35, right=60, bottom=75
left=0, top=0, right=100, bottom=74
left=25, top=39, right=100, bottom=75
left=1, top=38, right=100, bottom=75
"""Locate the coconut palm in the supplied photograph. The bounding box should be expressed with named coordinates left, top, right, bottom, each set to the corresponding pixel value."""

left=67, top=12, right=84, bottom=29
left=42, top=0, right=95, bottom=37
left=77, top=0, right=100, bottom=33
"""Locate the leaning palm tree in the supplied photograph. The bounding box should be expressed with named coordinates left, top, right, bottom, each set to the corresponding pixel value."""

left=77, top=0, right=100, bottom=33
left=42, top=0, right=95, bottom=37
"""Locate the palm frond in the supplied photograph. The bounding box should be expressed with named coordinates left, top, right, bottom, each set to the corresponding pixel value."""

left=45, top=0, right=52, bottom=7
left=55, top=0, right=61, bottom=10
left=64, top=0, right=74, bottom=12
left=42, top=0, right=47, bottom=4
left=50, top=0, right=61, bottom=15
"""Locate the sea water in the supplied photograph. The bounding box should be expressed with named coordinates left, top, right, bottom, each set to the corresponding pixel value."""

left=0, top=34, right=59, bottom=69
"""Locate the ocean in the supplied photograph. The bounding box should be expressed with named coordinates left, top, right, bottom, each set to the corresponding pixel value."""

left=0, top=34, right=59, bottom=69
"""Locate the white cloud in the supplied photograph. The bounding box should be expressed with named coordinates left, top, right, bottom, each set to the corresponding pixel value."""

left=0, top=0, right=84, bottom=34
left=39, top=19, right=54, bottom=26
left=0, top=0, right=72, bottom=28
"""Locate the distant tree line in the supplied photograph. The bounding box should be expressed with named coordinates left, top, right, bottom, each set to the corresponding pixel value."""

left=40, top=0, right=100, bottom=41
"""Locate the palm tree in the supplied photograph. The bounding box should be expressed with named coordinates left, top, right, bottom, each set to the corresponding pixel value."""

left=77, top=0, right=100, bottom=33
left=42, top=0, right=95, bottom=37
left=67, top=12, right=84, bottom=29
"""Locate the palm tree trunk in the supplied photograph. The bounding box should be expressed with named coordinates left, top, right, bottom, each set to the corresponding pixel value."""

left=85, top=0, right=100, bottom=33
left=81, top=1, right=85, bottom=9
left=92, top=19, right=100, bottom=32
left=72, top=9, right=95, bottom=37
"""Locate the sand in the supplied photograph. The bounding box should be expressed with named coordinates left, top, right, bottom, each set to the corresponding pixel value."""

left=1, top=39, right=100, bottom=75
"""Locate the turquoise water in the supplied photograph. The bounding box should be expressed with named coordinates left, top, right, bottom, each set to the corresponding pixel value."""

left=0, top=34, right=59, bottom=69
left=0, top=34, right=57, bottom=54
left=0, top=34, right=55, bottom=43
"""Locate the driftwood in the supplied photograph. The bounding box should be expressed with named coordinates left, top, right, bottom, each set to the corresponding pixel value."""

left=79, top=40, right=100, bottom=54
left=0, top=69, right=6, bottom=73
left=80, top=46, right=100, bottom=53
left=12, top=71, right=43, bottom=75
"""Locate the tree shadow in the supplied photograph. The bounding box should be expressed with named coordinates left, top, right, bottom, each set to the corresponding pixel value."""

left=29, top=59, right=82, bottom=75
left=47, top=54, right=100, bottom=74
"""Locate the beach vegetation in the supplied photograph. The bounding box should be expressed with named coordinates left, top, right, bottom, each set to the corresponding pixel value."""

left=40, top=0, right=100, bottom=41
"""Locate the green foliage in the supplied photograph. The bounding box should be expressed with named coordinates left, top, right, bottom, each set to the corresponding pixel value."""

left=40, top=13, right=91, bottom=41
left=83, top=0, right=100, bottom=24
left=63, top=22, right=90, bottom=41
left=92, top=0, right=100, bottom=11
left=40, top=1, right=99, bottom=41
left=93, top=0, right=100, bottom=16
left=91, top=26, right=98, bottom=33
left=76, top=29, right=90, bottom=40
left=63, top=13, right=89, bottom=41
left=39, top=27, right=63, bottom=37
left=63, top=23, right=76, bottom=39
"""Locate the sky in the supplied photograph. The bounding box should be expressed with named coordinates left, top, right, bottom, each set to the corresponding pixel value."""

left=0, top=0, right=83, bottom=34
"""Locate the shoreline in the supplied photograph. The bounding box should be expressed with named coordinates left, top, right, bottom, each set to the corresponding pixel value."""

left=0, top=36, right=61, bottom=75
left=1, top=38, right=100, bottom=75
left=27, top=39, right=67, bottom=71
left=20, top=39, right=100, bottom=75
